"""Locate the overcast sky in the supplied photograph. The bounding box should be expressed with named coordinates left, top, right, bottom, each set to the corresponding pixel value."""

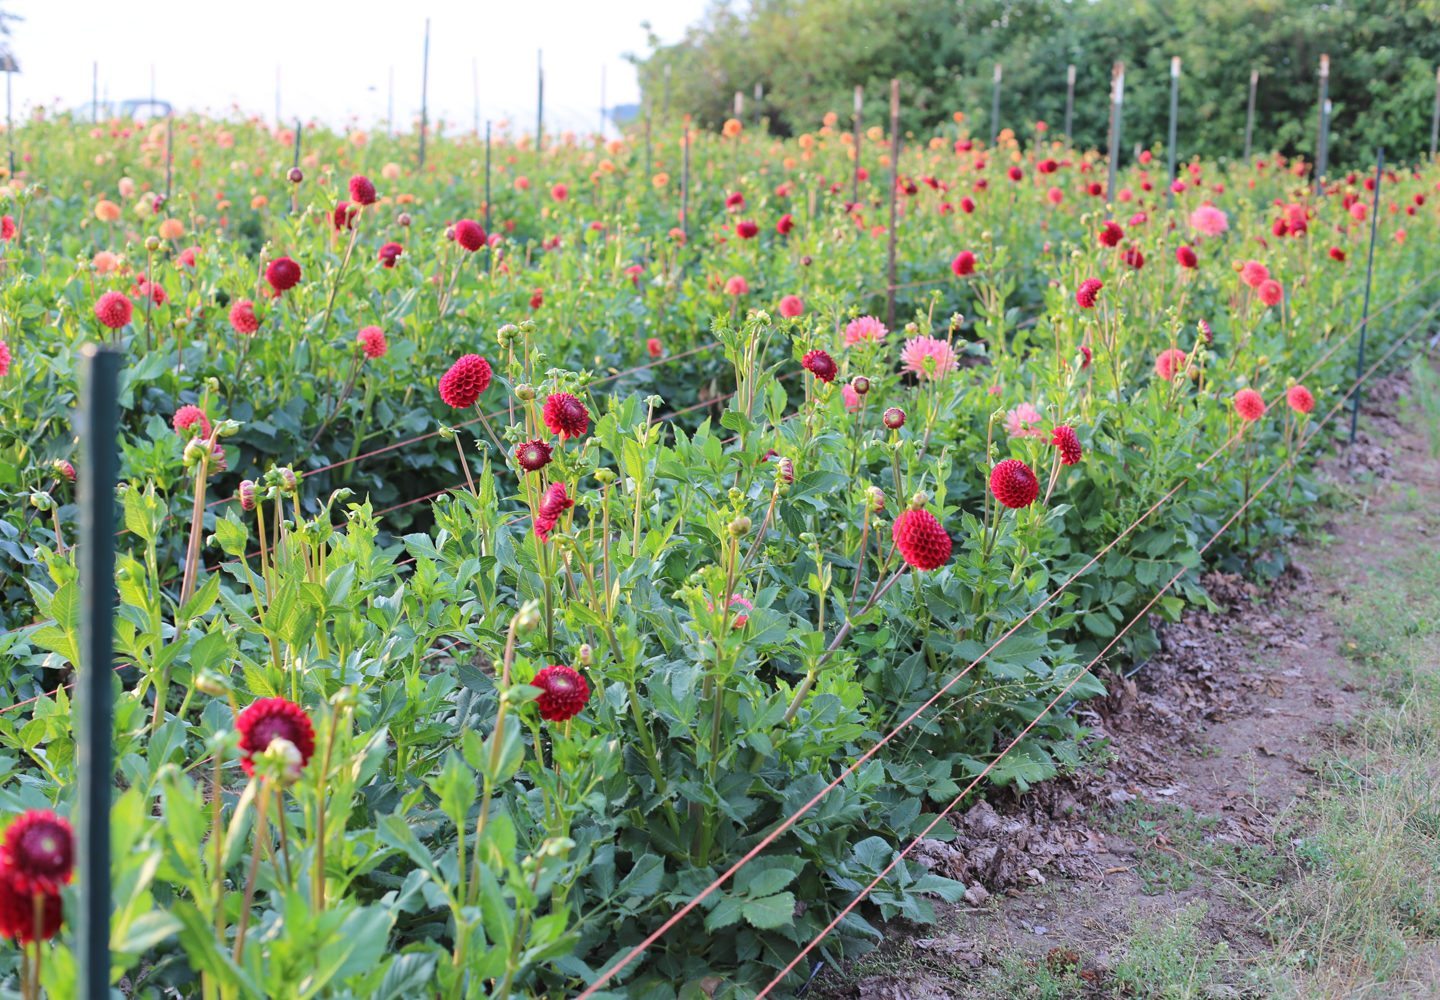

left=2, top=0, right=710, bottom=134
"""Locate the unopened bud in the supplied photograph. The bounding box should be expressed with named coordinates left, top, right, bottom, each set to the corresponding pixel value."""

left=195, top=671, right=229, bottom=697
left=883, top=406, right=906, bottom=430
left=514, top=600, right=542, bottom=631
left=777, top=457, right=795, bottom=483
left=850, top=375, right=870, bottom=396
left=868, top=486, right=886, bottom=513
left=29, top=491, right=54, bottom=511
left=728, top=516, right=752, bottom=537
left=287, top=167, right=304, bottom=184
left=577, top=644, right=593, bottom=666
left=514, top=383, right=536, bottom=401
left=909, top=491, right=930, bottom=509
left=238, top=479, right=257, bottom=510
left=144, top=235, right=161, bottom=253
left=397, top=212, right=411, bottom=227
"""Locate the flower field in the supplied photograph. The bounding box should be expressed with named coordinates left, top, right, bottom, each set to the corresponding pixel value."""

left=0, top=105, right=1437, bottom=998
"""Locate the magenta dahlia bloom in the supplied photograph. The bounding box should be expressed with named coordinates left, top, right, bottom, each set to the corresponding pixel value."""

left=348, top=174, right=378, bottom=206
left=172, top=405, right=211, bottom=439
left=801, top=349, right=838, bottom=383
left=990, top=459, right=1039, bottom=509
left=892, top=509, right=952, bottom=570
left=1286, top=384, right=1315, bottom=415
left=235, top=698, right=315, bottom=778
left=229, top=298, right=260, bottom=335
left=0, top=811, right=74, bottom=894
left=533, top=481, right=573, bottom=541
left=514, top=439, right=553, bottom=472
left=530, top=665, right=590, bottom=721
left=377, top=241, right=403, bottom=268
left=951, top=250, right=976, bottom=276
left=453, top=219, right=486, bottom=252
left=265, top=256, right=302, bottom=293
left=1234, top=388, right=1266, bottom=421
left=95, top=290, right=133, bottom=329
left=1154, top=348, right=1188, bottom=381
left=357, top=326, right=388, bottom=359
left=778, top=294, right=804, bottom=318
left=0, top=338, right=10, bottom=377
left=1188, top=204, right=1228, bottom=237
left=1075, top=278, right=1103, bottom=309
left=1050, top=425, right=1082, bottom=465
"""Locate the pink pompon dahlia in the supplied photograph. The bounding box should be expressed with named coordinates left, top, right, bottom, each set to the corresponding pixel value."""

left=899, top=336, right=958, bottom=381
left=530, top=665, right=590, bottom=722
left=438, top=354, right=493, bottom=408
left=990, top=459, right=1040, bottom=509
left=95, top=290, right=133, bottom=329
left=1257, top=279, right=1284, bottom=307
left=891, top=508, right=952, bottom=571
left=542, top=392, right=590, bottom=440
left=1154, top=348, right=1189, bottom=381
left=357, top=326, right=388, bottom=359
left=844, top=315, right=888, bottom=346
left=0, top=338, right=10, bottom=377
left=1188, top=204, right=1229, bottom=237
left=172, top=405, right=211, bottom=439
left=1234, top=388, right=1266, bottom=422
left=1051, top=425, right=1082, bottom=465
left=951, top=250, right=976, bottom=276
left=453, top=219, right=486, bottom=252
left=723, top=275, right=749, bottom=296
left=229, top=298, right=260, bottom=335
left=1239, top=260, right=1270, bottom=289
left=235, top=698, right=315, bottom=779
left=778, top=294, right=805, bottom=318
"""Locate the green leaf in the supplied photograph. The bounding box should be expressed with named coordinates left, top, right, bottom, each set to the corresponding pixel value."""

left=741, top=892, right=796, bottom=930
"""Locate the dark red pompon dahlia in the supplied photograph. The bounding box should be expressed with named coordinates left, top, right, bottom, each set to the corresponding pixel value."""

left=530, top=665, right=591, bottom=722
left=235, top=698, right=316, bottom=778
left=1075, top=278, right=1103, bottom=309
left=439, top=354, right=493, bottom=408
left=990, top=459, right=1040, bottom=509
left=951, top=250, right=976, bottom=276
left=348, top=174, right=378, bottom=206
left=801, top=349, right=838, bottom=383
left=542, top=392, right=590, bottom=439
left=891, top=508, right=952, bottom=571
left=265, top=256, right=302, bottom=293
left=453, top=219, right=486, bottom=252
left=514, top=438, right=553, bottom=472
left=0, top=810, right=74, bottom=893
left=0, top=867, right=62, bottom=943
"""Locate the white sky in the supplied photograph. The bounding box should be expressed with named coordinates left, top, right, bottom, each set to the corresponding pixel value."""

left=2, top=0, right=711, bottom=134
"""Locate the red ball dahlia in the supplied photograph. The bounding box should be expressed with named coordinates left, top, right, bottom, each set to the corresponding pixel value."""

left=453, top=219, right=486, bottom=252
left=801, top=349, right=838, bottom=383
left=1098, top=220, right=1124, bottom=248
left=0, top=867, right=62, bottom=944
left=1154, top=348, right=1188, bottom=381
left=1051, top=425, right=1083, bottom=465
left=776, top=213, right=795, bottom=235
left=735, top=219, right=759, bottom=239
left=990, top=458, right=1039, bottom=509
left=530, top=665, right=590, bottom=722
left=778, top=294, right=805, bottom=318
left=515, top=439, right=553, bottom=473
left=1286, top=384, right=1315, bottom=415
left=1075, top=278, right=1103, bottom=309
left=331, top=201, right=357, bottom=231
left=357, top=326, right=388, bottom=359
left=438, top=354, right=493, bottom=408
left=1234, top=388, right=1266, bottom=422
left=265, top=256, right=302, bottom=293
left=0, top=811, right=74, bottom=893
left=378, top=241, right=404, bottom=268
left=951, top=250, right=976, bottom=276
left=95, top=290, right=133, bottom=329
left=235, top=698, right=316, bottom=778
left=1175, top=244, right=1198, bottom=268
left=891, top=509, right=953, bottom=571
left=542, top=392, right=590, bottom=439
left=348, top=174, right=378, bottom=206
left=229, top=298, right=260, bottom=335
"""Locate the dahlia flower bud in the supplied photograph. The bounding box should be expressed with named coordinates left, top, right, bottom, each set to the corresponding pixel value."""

left=728, top=516, right=752, bottom=537
left=851, top=375, right=871, bottom=396
left=29, top=491, right=54, bottom=511
left=514, top=600, right=542, bottom=631
left=144, top=235, right=161, bottom=253
left=578, top=644, right=593, bottom=666
left=194, top=670, right=229, bottom=697
left=800, top=255, right=813, bottom=266
left=909, top=491, right=930, bottom=509
left=214, top=419, right=241, bottom=438
left=868, top=486, right=886, bottom=513
left=276, top=467, right=299, bottom=494
left=51, top=459, right=76, bottom=483
left=238, top=480, right=257, bottom=510
left=497, top=323, right=520, bottom=346
left=777, top=457, right=795, bottom=483
left=287, top=167, right=303, bottom=184
left=593, top=468, right=617, bottom=486
left=254, top=737, right=305, bottom=785
left=883, top=407, right=906, bottom=430
left=397, top=212, right=412, bottom=227
left=437, top=425, right=456, bottom=441
left=514, top=383, right=537, bottom=402
left=182, top=437, right=210, bottom=468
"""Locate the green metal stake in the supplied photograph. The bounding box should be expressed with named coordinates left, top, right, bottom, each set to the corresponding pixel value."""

left=1349, top=148, right=1384, bottom=446
left=1166, top=57, right=1180, bottom=211
left=1063, top=64, right=1076, bottom=146
left=418, top=18, right=431, bottom=169
left=885, top=79, right=900, bottom=330
left=1105, top=62, right=1124, bottom=218
left=1243, top=68, right=1258, bottom=162
left=990, top=64, right=1002, bottom=145
left=1314, top=54, right=1330, bottom=193
left=78, top=343, right=122, bottom=1000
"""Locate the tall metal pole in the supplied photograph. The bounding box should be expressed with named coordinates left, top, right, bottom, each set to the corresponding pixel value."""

left=1314, top=53, right=1330, bottom=192
left=6, top=67, right=13, bottom=179
left=483, top=121, right=492, bottom=236
left=680, top=126, right=690, bottom=243
left=1430, top=66, right=1439, bottom=162
left=851, top=84, right=863, bottom=208
left=885, top=79, right=900, bottom=330
left=418, top=19, right=431, bottom=169
left=77, top=343, right=121, bottom=1000
left=1349, top=147, right=1384, bottom=446
left=990, top=63, right=1002, bottom=145
left=164, top=115, right=173, bottom=202
left=1166, top=56, right=1180, bottom=211
left=1243, top=68, right=1258, bottom=162
left=536, top=50, right=544, bottom=166
left=1064, top=64, right=1076, bottom=145
left=1106, top=62, right=1124, bottom=216
left=472, top=58, right=480, bottom=137
left=753, top=82, right=763, bottom=128
left=662, top=64, right=671, bottom=118
left=733, top=90, right=743, bottom=120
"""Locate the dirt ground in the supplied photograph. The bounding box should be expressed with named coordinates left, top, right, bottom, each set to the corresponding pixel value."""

left=810, top=365, right=1440, bottom=1000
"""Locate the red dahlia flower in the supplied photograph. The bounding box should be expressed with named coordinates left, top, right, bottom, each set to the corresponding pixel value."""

left=265, top=256, right=302, bottom=293
left=348, top=174, right=377, bottom=206
left=453, top=219, right=486, bottom=251
left=173, top=405, right=211, bottom=438
left=1175, top=245, right=1198, bottom=268
left=1051, top=425, right=1083, bottom=465
left=1234, top=388, right=1266, bottom=421
left=542, top=392, right=590, bottom=439
left=0, top=811, right=74, bottom=893
left=534, top=482, right=574, bottom=541
left=530, top=665, right=590, bottom=722
left=0, top=867, right=62, bottom=943
left=439, top=354, right=493, bottom=408
left=801, top=349, right=838, bottom=383
left=1154, top=348, right=1188, bottom=381
left=94, top=290, right=133, bottom=329
left=1286, top=385, right=1315, bottom=414
left=0, top=338, right=9, bottom=377
left=378, top=241, right=404, bottom=267
left=779, top=295, right=804, bottom=318
left=892, top=509, right=952, bottom=571
left=1098, top=220, right=1124, bottom=247
left=883, top=407, right=906, bottom=429
left=331, top=201, right=356, bottom=231
left=776, top=213, right=795, bottom=235
left=735, top=219, right=758, bottom=239
left=1075, top=278, right=1103, bottom=309
left=990, top=459, right=1039, bottom=509
left=235, top=698, right=316, bottom=778
left=514, top=439, right=553, bottom=472
left=951, top=250, right=976, bottom=276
